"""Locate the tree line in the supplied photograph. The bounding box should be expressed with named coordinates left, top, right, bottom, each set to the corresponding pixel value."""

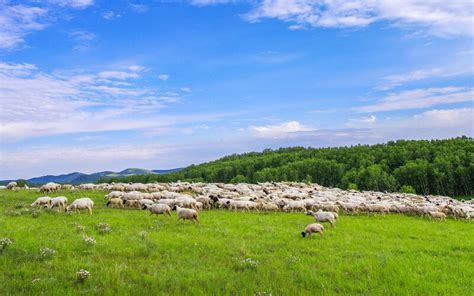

left=101, top=137, right=474, bottom=197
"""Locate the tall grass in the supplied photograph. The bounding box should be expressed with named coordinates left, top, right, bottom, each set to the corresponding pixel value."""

left=0, top=189, right=473, bottom=295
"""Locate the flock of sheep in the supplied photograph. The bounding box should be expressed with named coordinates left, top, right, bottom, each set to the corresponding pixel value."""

left=9, top=180, right=474, bottom=236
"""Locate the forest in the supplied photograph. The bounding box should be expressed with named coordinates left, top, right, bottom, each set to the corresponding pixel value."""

left=102, top=137, right=474, bottom=197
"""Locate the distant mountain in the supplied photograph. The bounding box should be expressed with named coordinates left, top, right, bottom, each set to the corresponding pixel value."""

left=0, top=168, right=182, bottom=185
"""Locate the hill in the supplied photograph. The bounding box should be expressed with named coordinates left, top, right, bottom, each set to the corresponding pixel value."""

left=1, top=168, right=182, bottom=185
left=105, top=137, right=474, bottom=197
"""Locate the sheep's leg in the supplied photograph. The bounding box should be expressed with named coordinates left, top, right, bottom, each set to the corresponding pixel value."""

left=319, top=232, right=323, bottom=239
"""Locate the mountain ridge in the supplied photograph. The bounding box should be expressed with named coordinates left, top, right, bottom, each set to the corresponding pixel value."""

left=0, top=168, right=183, bottom=185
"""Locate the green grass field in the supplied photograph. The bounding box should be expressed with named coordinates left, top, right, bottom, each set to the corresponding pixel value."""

left=1, top=189, right=473, bottom=295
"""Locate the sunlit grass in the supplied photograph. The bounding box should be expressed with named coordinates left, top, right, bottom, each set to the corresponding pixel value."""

left=1, top=189, right=473, bottom=295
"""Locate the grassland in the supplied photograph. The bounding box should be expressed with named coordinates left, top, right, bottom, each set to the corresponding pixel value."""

left=0, top=189, right=473, bottom=295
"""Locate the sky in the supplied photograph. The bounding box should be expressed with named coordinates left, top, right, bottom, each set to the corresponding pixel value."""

left=0, top=0, right=473, bottom=179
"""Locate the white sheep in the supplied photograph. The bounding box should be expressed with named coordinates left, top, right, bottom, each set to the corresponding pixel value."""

left=173, top=205, right=199, bottom=223
left=428, top=211, right=446, bottom=221
left=301, top=223, right=324, bottom=238
left=143, top=204, right=172, bottom=218
left=6, top=181, right=17, bottom=190
left=49, top=196, right=68, bottom=210
left=66, top=198, right=94, bottom=214
left=138, top=199, right=154, bottom=207
left=307, top=210, right=337, bottom=228
left=106, top=197, right=124, bottom=208
left=105, top=191, right=124, bottom=200
left=31, top=196, right=52, bottom=207
left=40, top=182, right=61, bottom=193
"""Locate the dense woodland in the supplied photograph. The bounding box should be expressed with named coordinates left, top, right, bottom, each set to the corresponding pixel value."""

left=103, top=137, right=474, bottom=197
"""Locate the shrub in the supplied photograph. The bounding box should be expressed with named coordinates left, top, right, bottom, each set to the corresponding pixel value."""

left=138, top=231, right=148, bottom=240
left=82, top=236, right=96, bottom=246
left=347, top=183, right=359, bottom=190
left=31, top=209, right=41, bottom=218
left=14, top=203, right=24, bottom=209
left=39, top=247, right=56, bottom=259
left=76, top=269, right=90, bottom=282
left=238, top=258, right=258, bottom=270
left=400, top=185, right=417, bottom=194
left=0, top=238, right=13, bottom=252
left=95, top=223, right=111, bottom=234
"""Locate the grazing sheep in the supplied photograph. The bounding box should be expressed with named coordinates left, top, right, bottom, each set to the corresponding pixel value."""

left=173, top=205, right=199, bottom=223
left=196, top=196, right=212, bottom=210
left=227, top=200, right=258, bottom=212
left=307, top=210, right=337, bottom=228
left=301, top=223, right=324, bottom=238
left=125, top=199, right=140, bottom=208
left=105, top=191, right=124, bottom=200
left=49, top=196, right=68, bottom=210
left=106, top=198, right=124, bottom=208
left=282, top=201, right=306, bottom=213
left=40, top=182, right=61, bottom=193
left=258, top=202, right=279, bottom=212
left=6, top=181, right=17, bottom=190
left=428, top=211, right=447, bottom=221
left=66, top=198, right=94, bottom=214
left=62, top=184, right=74, bottom=190
left=143, top=204, right=172, bottom=218
left=138, top=199, right=154, bottom=207
left=31, top=196, right=52, bottom=208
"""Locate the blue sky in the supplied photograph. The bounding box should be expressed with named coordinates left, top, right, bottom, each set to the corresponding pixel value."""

left=0, top=0, right=473, bottom=179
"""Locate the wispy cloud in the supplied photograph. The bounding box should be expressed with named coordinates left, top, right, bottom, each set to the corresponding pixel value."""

left=195, top=0, right=474, bottom=37
left=252, top=121, right=314, bottom=138
left=129, top=3, right=149, bottom=13
left=0, top=62, right=181, bottom=141
left=356, top=87, right=473, bottom=113
left=158, top=74, right=169, bottom=81
left=375, top=66, right=473, bottom=90
left=103, top=11, right=121, bottom=20
left=49, top=0, right=94, bottom=9
left=0, top=1, right=94, bottom=50
left=0, top=4, right=48, bottom=49
left=69, top=30, right=96, bottom=51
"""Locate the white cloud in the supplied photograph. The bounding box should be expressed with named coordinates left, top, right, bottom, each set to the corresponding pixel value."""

left=356, top=87, right=473, bottom=113
left=0, top=4, right=48, bottom=49
left=180, top=87, right=192, bottom=93
left=346, top=108, right=473, bottom=139
left=158, top=74, right=169, bottom=81
left=0, top=62, right=181, bottom=141
left=252, top=121, right=314, bottom=138
left=49, top=0, right=94, bottom=9
left=376, top=68, right=443, bottom=90
left=191, top=0, right=236, bottom=5
left=375, top=66, right=473, bottom=90
left=237, top=0, right=474, bottom=36
left=129, top=3, right=149, bottom=13
left=98, top=71, right=139, bottom=80
left=348, top=115, right=377, bottom=126
left=103, top=11, right=121, bottom=20
left=0, top=1, right=94, bottom=50
left=128, top=65, right=144, bottom=72
left=69, top=30, right=96, bottom=51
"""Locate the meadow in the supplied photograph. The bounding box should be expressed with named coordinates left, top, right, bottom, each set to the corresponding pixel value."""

left=0, top=189, right=473, bottom=295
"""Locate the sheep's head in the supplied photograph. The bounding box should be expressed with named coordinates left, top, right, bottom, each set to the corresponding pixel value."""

left=171, top=205, right=177, bottom=211
left=306, top=211, right=314, bottom=216
left=142, top=205, right=148, bottom=210
left=106, top=201, right=111, bottom=207
left=301, top=232, right=306, bottom=238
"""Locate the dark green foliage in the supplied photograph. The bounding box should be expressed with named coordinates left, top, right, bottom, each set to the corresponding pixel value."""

left=103, top=137, right=474, bottom=196
left=400, top=185, right=417, bottom=194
